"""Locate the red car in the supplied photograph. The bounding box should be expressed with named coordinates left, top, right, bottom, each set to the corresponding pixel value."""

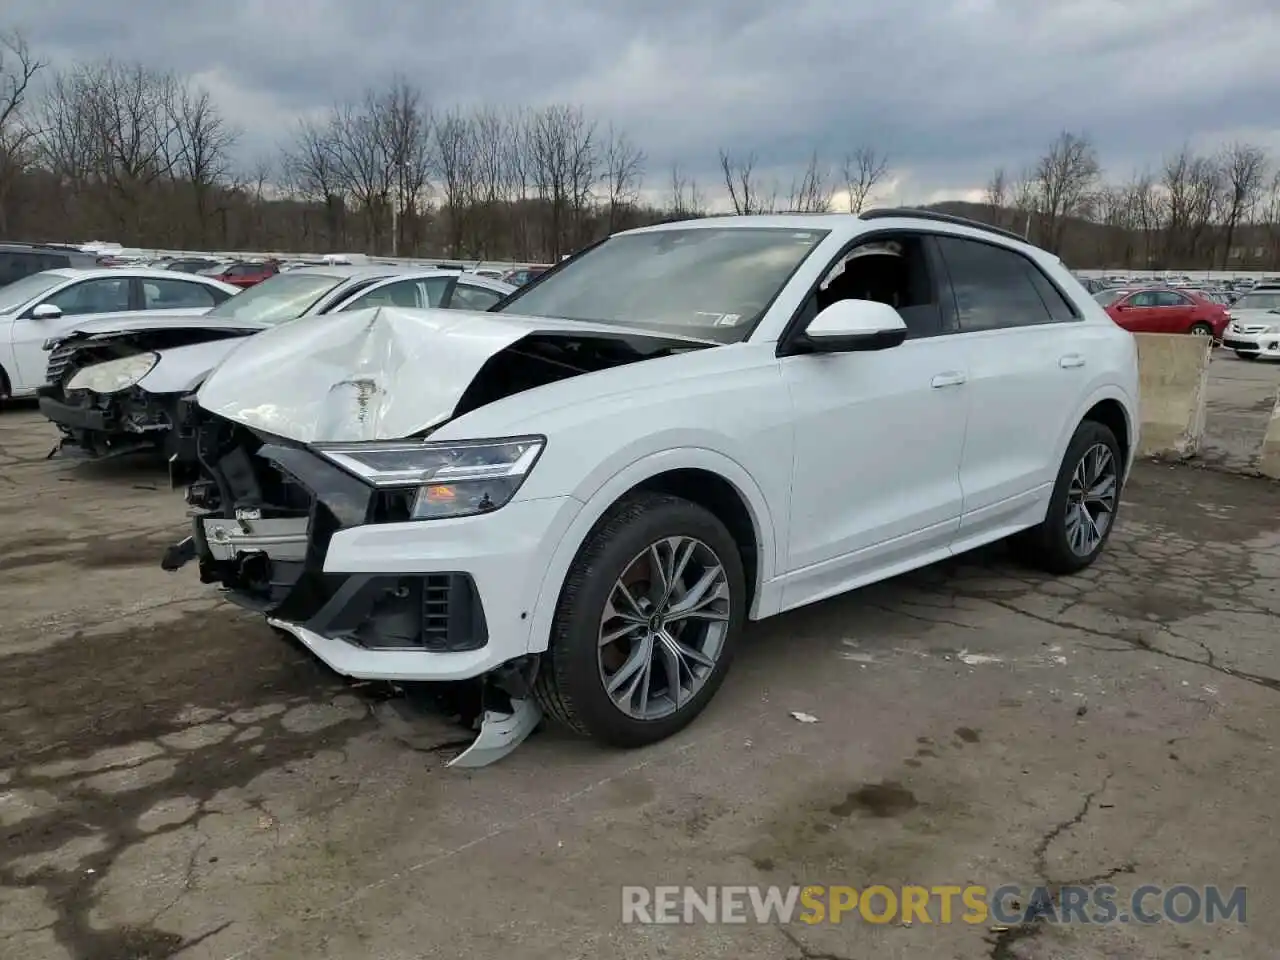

left=209, top=260, right=279, bottom=288
left=1095, top=287, right=1229, bottom=338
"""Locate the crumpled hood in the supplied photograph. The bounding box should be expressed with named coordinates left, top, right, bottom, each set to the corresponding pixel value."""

left=196, top=305, right=714, bottom=442
left=57, top=312, right=265, bottom=340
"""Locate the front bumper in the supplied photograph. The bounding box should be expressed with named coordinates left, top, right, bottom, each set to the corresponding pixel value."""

left=38, top=388, right=176, bottom=458
left=177, top=428, right=581, bottom=682
left=1222, top=331, right=1280, bottom=358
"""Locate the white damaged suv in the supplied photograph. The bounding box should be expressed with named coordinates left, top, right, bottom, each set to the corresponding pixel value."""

left=164, top=211, right=1139, bottom=766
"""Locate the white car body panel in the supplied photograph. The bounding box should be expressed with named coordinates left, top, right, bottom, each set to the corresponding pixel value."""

left=1, top=269, right=237, bottom=396
left=180, top=213, right=1140, bottom=692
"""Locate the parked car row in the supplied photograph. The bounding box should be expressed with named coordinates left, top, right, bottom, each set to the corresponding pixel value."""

left=0, top=268, right=239, bottom=400
left=5, top=212, right=1144, bottom=767
left=37, top=266, right=514, bottom=458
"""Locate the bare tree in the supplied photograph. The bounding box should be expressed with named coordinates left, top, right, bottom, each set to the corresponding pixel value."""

left=0, top=30, right=44, bottom=235
left=171, top=83, right=238, bottom=244
left=602, top=125, right=645, bottom=231
left=1216, top=142, right=1268, bottom=268
left=326, top=90, right=400, bottom=250
left=786, top=151, right=831, bottom=213
left=841, top=146, right=889, bottom=214
left=719, top=149, right=776, bottom=215
left=373, top=78, right=433, bottom=256
left=528, top=105, right=597, bottom=258
left=283, top=117, right=347, bottom=248
left=433, top=108, right=475, bottom=256
left=1162, top=146, right=1222, bottom=266
left=667, top=163, right=705, bottom=219
left=1264, top=170, right=1280, bottom=269
left=1030, top=131, right=1100, bottom=254
left=984, top=167, right=1009, bottom=227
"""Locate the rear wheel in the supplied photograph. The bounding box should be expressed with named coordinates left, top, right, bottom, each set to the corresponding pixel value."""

left=1011, top=420, right=1122, bottom=575
left=534, top=492, right=745, bottom=747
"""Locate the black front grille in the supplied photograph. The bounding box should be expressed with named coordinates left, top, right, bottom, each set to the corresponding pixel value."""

left=422, top=576, right=453, bottom=646
left=45, top=342, right=78, bottom=385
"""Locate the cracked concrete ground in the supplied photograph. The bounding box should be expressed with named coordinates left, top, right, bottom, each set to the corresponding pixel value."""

left=1200, top=348, right=1280, bottom=473
left=2, top=400, right=1279, bottom=960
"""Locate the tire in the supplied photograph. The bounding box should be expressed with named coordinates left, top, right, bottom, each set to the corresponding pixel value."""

left=534, top=491, right=746, bottom=747
left=1189, top=322, right=1213, bottom=337
left=1235, top=351, right=1259, bottom=361
left=1011, top=420, right=1123, bottom=575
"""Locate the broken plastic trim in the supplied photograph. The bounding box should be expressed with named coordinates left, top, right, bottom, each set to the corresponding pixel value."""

left=447, top=698, right=543, bottom=768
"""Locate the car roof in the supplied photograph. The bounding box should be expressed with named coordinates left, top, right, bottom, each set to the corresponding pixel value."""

left=287, top=265, right=426, bottom=280
left=42, top=267, right=233, bottom=283
left=618, top=210, right=1052, bottom=260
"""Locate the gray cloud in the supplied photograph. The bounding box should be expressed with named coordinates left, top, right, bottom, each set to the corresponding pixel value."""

left=7, top=0, right=1280, bottom=203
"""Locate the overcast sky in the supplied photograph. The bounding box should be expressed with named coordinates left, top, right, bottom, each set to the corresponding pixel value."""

left=7, top=0, right=1280, bottom=207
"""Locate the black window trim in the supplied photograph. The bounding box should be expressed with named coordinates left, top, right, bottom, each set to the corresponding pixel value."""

left=930, top=231, right=1083, bottom=335
left=775, top=227, right=963, bottom=357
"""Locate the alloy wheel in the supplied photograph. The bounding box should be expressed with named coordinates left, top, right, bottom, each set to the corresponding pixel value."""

left=1065, top=442, right=1118, bottom=557
left=597, top=536, right=731, bottom=720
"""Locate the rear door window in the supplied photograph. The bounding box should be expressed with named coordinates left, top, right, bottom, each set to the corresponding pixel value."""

left=142, top=278, right=221, bottom=309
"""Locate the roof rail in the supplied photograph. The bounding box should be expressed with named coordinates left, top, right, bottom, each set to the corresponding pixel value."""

left=859, top=207, right=1030, bottom=245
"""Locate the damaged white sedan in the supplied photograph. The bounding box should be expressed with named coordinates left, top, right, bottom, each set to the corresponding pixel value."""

left=164, top=211, right=1139, bottom=766
left=38, top=266, right=513, bottom=459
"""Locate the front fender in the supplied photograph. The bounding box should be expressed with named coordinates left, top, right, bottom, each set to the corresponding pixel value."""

left=524, top=446, right=782, bottom=656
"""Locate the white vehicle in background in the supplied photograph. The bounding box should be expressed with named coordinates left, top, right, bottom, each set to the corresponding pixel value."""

left=163, top=209, right=1139, bottom=767
left=1221, top=288, right=1280, bottom=360
left=0, top=268, right=238, bottom=399
left=38, top=267, right=514, bottom=458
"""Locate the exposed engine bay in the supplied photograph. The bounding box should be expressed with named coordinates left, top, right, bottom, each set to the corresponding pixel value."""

left=39, top=326, right=259, bottom=459
left=162, top=325, right=714, bottom=766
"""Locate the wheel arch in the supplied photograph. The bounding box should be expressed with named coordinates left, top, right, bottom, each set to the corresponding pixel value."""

left=1055, top=385, right=1137, bottom=483
left=525, top=448, right=779, bottom=656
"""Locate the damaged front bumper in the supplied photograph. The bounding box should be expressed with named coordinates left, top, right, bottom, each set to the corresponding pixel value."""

left=163, top=404, right=581, bottom=764
left=38, top=386, right=178, bottom=459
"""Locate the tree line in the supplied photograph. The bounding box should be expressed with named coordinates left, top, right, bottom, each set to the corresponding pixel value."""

left=2, top=28, right=1280, bottom=268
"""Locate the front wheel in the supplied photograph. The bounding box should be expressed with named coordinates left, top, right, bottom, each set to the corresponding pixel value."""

left=1235, top=350, right=1259, bottom=361
left=1011, top=420, right=1122, bottom=574
left=1189, top=322, right=1214, bottom=337
left=534, top=492, right=746, bottom=747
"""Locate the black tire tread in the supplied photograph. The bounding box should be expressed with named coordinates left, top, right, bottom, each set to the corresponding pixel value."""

left=1012, top=419, right=1121, bottom=575
left=533, top=492, right=681, bottom=736
left=533, top=491, right=742, bottom=744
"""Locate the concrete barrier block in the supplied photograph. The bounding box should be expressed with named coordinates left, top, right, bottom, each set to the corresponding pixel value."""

left=1258, top=388, right=1280, bottom=480
left=1134, top=333, right=1213, bottom=460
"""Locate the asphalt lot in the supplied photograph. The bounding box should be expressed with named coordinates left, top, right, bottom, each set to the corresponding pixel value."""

left=1201, top=348, right=1280, bottom=472
left=2, top=372, right=1280, bottom=960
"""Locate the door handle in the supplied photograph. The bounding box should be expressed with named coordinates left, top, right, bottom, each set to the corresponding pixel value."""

left=1059, top=354, right=1086, bottom=369
left=930, top=371, right=967, bottom=388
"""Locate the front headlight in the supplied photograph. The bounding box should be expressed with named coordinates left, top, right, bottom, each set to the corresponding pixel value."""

left=316, top=436, right=545, bottom=520
left=66, top=352, right=159, bottom=394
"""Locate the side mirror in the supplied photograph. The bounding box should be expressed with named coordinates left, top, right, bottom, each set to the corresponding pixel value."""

left=31, top=303, right=62, bottom=320
left=787, top=299, right=908, bottom=355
